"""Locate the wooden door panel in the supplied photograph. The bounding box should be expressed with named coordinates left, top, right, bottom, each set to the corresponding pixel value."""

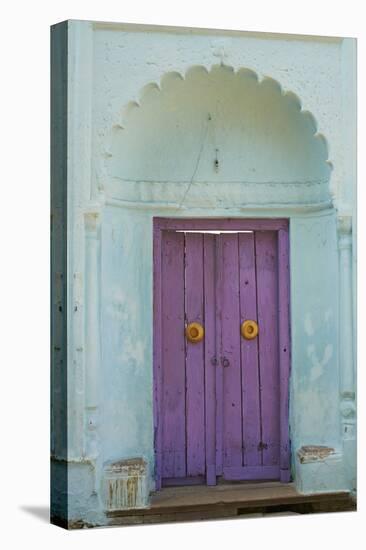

left=185, top=233, right=205, bottom=477
left=220, top=230, right=281, bottom=479
left=215, top=236, right=224, bottom=476
left=160, top=231, right=217, bottom=484
left=222, top=465, right=279, bottom=480
left=238, top=232, right=262, bottom=467
left=255, top=231, right=280, bottom=468
left=161, top=231, right=186, bottom=478
left=157, top=222, right=288, bottom=487
left=203, top=234, right=217, bottom=485
left=221, top=234, right=243, bottom=469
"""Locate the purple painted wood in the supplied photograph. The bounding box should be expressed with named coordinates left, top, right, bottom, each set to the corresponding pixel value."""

left=221, top=234, right=243, bottom=469
left=153, top=218, right=290, bottom=487
left=162, top=476, right=205, bottom=487
left=278, top=228, right=291, bottom=482
left=238, top=232, right=262, bottom=467
left=185, top=233, right=205, bottom=477
left=203, top=234, right=217, bottom=485
left=154, top=218, right=288, bottom=231
left=255, top=231, right=280, bottom=467
left=161, top=231, right=186, bottom=478
left=153, top=226, right=163, bottom=489
left=223, top=465, right=279, bottom=480
left=215, top=236, right=224, bottom=476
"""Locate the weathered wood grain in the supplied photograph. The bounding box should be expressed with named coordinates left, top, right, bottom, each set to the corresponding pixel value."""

left=215, top=236, right=224, bottom=476
left=185, top=233, right=205, bottom=476
left=239, top=232, right=261, bottom=468
left=221, top=234, right=243, bottom=469
left=154, top=218, right=288, bottom=231
left=222, top=465, right=279, bottom=480
left=161, top=231, right=186, bottom=478
left=204, top=234, right=217, bottom=485
left=155, top=219, right=290, bottom=485
left=255, top=231, right=280, bottom=468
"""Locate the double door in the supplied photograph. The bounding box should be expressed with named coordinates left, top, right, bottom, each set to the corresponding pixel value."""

left=154, top=220, right=290, bottom=487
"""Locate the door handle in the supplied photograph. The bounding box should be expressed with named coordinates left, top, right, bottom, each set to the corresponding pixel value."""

left=185, top=322, right=204, bottom=343
left=241, top=319, right=259, bottom=340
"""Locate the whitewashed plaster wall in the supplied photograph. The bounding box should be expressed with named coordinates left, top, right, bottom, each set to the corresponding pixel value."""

left=51, top=20, right=356, bottom=526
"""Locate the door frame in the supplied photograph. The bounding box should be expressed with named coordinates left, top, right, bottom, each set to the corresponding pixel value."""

left=153, top=217, right=291, bottom=489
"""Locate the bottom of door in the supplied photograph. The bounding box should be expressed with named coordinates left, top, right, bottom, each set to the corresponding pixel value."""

left=222, top=466, right=280, bottom=481
left=161, top=467, right=280, bottom=487
left=162, top=476, right=205, bottom=487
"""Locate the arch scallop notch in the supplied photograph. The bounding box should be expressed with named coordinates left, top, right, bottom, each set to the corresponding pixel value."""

left=106, top=64, right=332, bottom=209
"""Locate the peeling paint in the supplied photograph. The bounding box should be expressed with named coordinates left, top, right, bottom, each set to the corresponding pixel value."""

left=103, top=458, right=149, bottom=511
left=297, top=445, right=335, bottom=463
left=51, top=20, right=356, bottom=526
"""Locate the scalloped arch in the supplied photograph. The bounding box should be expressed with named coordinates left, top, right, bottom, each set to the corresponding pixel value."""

left=107, top=64, right=332, bottom=206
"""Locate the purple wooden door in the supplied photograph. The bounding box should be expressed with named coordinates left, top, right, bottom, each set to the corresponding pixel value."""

left=155, top=222, right=290, bottom=487
left=219, top=232, right=280, bottom=481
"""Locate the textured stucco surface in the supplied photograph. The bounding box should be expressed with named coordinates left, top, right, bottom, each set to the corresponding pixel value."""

left=51, top=20, right=356, bottom=526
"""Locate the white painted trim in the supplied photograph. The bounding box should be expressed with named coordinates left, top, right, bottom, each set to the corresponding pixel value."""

left=104, top=197, right=333, bottom=213
left=91, top=20, right=343, bottom=43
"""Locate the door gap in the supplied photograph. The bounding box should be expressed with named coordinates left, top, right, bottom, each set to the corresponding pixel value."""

left=175, top=230, right=253, bottom=234
left=253, top=233, right=264, bottom=467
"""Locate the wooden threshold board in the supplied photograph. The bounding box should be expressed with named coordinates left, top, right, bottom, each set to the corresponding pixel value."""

left=106, top=482, right=354, bottom=525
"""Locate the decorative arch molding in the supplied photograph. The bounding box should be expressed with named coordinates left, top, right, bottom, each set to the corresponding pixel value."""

left=103, top=64, right=333, bottom=211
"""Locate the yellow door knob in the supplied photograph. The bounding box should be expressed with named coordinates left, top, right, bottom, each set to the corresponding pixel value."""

left=186, top=322, right=204, bottom=343
left=241, top=320, right=259, bottom=340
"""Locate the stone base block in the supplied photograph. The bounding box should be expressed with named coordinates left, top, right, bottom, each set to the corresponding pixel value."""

left=102, top=458, right=149, bottom=512
left=295, top=446, right=347, bottom=494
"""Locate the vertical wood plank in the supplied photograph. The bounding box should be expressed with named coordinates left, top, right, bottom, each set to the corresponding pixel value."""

left=215, top=237, right=224, bottom=475
left=255, top=231, right=280, bottom=467
left=278, top=228, right=291, bottom=481
left=161, top=231, right=186, bottom=478
left=239, top=232, right=262, bottom=467
left=204, top=234, right=217, bottom=485
left=221, top=234, right=243, bottom=469
left=185, top=233, right=205, bottom=477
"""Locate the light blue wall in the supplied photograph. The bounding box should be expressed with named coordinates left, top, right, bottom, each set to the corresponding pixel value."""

left=97, top=64, right=348, bottom=494
left=289, top=213, right=340, bottom=453
left=51, top=21, right=356, bottom=524
left=98, top=207, right=343, bottom=492
left=100, top=208, right=154, bottom=474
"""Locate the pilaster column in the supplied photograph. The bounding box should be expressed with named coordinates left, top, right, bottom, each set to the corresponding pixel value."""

left=84, top=212, right=101, bottom=458
left=337, top=215, right=356, bottom=440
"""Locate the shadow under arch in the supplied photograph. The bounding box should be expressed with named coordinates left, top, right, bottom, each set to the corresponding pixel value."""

left=105, top=64, right=333, bottom=210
